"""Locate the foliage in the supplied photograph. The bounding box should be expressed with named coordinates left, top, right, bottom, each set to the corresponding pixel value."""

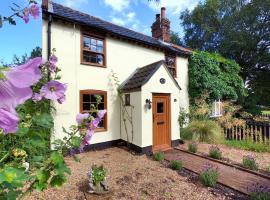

left=180, top=128, right=193, bottom=140
left=185, top=120, right=223, bottom=143
left=153, top=152, right=165, bottom=161
left=224, top=140, right=270, bottom=153
left=11, top=46, right=42, bottom=66
left=189, top=92, right=211, bottom=120
left=188, top=51, right=246, bottom=102
left=216, top=101, right=246, bottom=129
left=91, top=165, right=107, bottom=186
left=248, top=183, right=270, bottom=200
left=178, top=107, right=189, bottom=128
left=188, top=142, right=197, bottom=153
left=180, top=0, right=270, bottom=107
left=209, top=146, right=222, bottom=159
left=199, top=163, right=219, bottom=187
left=169, top=160, right=183, bottom=170
left=242, top=155, right=258, bottom=170
left=170, top=31, right=183, bottom=46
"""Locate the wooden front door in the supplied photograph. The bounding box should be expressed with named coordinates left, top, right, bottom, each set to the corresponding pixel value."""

left=152, top=94, right=171, bottom=151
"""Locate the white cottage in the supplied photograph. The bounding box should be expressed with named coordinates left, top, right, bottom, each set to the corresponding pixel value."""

left=42, top=0, right=191, bottom=154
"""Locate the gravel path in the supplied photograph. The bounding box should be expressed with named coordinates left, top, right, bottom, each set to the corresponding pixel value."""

left=29, top=147, right=230, bottom=200
left=181, top=142, right=270, bottom=170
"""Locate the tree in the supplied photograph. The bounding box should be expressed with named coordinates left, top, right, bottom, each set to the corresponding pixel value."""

left=11, top=46, right=42, bottom=66
left=180, top=0, right=270, bottom=106
left=170, top=31, right=183, bottom=46
left=189, top=51, right=246, bottom=103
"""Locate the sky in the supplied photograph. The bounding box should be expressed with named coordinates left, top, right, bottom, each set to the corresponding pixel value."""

left=0, top=0, right=200, bottom=64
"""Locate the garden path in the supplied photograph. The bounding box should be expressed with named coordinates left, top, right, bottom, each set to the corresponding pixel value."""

left=164, top=148, right=270, bottom=194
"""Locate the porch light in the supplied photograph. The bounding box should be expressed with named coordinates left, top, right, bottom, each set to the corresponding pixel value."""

left=145, top=99, right=152, bottom=109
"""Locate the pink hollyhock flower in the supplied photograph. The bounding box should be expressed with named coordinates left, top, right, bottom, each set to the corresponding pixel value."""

left=22, top=8, right=30, bottom=23
left=79, top=129, right=94, bottom=152
left=29, top=4, right=40, bottom=19
left=0, top=107, right=19, bottom=134
left=40, top=80, right=67, bottom=102
left=0, top=57, right=42, bottom=109
left=32, top=93, right=42, bottom=102
left=49, top=55, right=58, bottom=72
left=76, top=113, right=89, bottom=125
left=57, top=95, right=66, bottom=104
left=98, top=110, right=106, bottom=119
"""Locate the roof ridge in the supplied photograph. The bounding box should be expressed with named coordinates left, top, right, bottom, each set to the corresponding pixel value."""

left=51, top=2, right=161, bottom=43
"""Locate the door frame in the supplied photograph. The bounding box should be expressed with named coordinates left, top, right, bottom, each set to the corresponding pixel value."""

left=152, top=93, right=171, bottom=151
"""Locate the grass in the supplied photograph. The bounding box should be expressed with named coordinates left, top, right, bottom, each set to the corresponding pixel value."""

left=153, top=152, right=165, bottom=161
left=224, top=140, right=270, bottom=153
left=188, top=143, right=198, bottom=153
left=262, top=110, right=270, bottom=115
left=169, top=160, right=183, bottom=170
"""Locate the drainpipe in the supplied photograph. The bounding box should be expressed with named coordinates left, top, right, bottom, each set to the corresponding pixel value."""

left=47, top=14, right=52, bottom=80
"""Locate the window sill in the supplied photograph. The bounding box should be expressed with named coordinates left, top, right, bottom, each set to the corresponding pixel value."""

left=80, top=62, right=106, bottom=68
left=95, top=128, right=107, bottom=132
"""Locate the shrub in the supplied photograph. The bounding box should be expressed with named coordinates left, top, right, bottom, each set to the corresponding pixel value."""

left=224, top=140, right=270, bottom=153
left=248, top=183, right=270, bottom=200
left=153, top=152, right=165, bottom=161
left=185, top=120, right=223, bottom=143
left=188, top=142, right=197, bottom=153
left=91, top=165, right=107, bottom=186
left=199, top=163, right=219, bottom=187
left=169, top=160, right=183, bottom=170
left=243, top=155, right=258, bottom=170
left=209, top=146, right=222, bottom=159
left=178, top=107, right=189, bottom=128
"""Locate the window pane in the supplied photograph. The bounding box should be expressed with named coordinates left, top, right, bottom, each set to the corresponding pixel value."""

left=97, top=40, right=103, bottom=47
left=83, top=103, right=90, bottom=111
left=83, top=37, right=91, bottom=49
left=83, top=94, right=90, bottom=102
left=91, top=45, right=97, bottom=52
left=90, top=95, right=97, bottom=103
left=97, top=46, right=103, bottom=53
left=98, top=103, right=105, bottom=110
left=97, top=55, right=103, bottom=65
left=90, top=38, right=97, bottom=45
left=157, top=102, right=164, bottom=113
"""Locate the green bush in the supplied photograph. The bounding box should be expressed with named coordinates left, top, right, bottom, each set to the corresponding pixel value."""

left=188, top=143, right=197, bottom=153
left=224, top=140, right=270, bottom=153
left=153, top=152, right=165, bottom=161
left=199, top=164, right=219, bottom=187
left=91, top=165, right=107, bottom=186
left=169, top=160, right=183, bottom=170
left=209, top=146, right=222, bottom=160
left=243, top=155, right=258, bottom=170
left=185, top=120, right=223, bottom=143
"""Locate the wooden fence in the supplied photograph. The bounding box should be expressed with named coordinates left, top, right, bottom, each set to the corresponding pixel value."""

left=224, top=121, right=270, bottom=144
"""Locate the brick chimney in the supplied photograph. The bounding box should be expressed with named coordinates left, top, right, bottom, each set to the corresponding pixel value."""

left=42, top=0, right=48, bottom=11
left=151, top=7, right=171, bottom=43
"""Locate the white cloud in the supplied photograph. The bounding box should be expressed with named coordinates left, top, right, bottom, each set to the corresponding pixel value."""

left=62, top=0, right=88, bottom=8
left=127, top=12, right=135, bottom=20
left=103, top=0, right=130, bottom=12
left=147, top=0, right=200, bottom=15
left=111, top=17, right=126, bottom=26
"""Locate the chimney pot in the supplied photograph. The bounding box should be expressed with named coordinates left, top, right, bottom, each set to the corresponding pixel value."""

left=161, top=7, right=166, bottom=19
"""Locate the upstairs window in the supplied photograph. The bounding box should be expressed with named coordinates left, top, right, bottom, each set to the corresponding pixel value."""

left=80, top=90, right=107, bottom=131
left=81, top=33, right=106, bottom=67
left=165, top=54, right=177, bottom=78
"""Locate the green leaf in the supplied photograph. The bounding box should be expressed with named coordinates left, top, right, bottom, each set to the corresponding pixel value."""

left=34, top=182, right=48, bottom=191
left=54, top=163, right=71, bottom=176
left=33, top=113, right=54, bottom=128
left=50, top=175, right=66, bottom=187
left=50, top=152, right=64, bottom=165
left=36, top=170, right=50, bottom=183
left=16, top=127, right=29, bottom=136
left=70, top=136, right=82, bottom=148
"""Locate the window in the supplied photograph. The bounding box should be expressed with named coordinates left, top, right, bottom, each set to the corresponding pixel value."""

left=81, top=33, right=106, bottom=67
left=124, top=94, right=130, bottom=106
left=157, top=102, right=164, bottom=113
left=80, top=90, right=107, bottom=131
left=165, top=54, right=177, bottom=78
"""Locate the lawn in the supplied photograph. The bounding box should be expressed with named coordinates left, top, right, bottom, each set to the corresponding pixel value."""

left=262, top=110, right=270, bottom=115
left=28, top=147, right=228, bottom=200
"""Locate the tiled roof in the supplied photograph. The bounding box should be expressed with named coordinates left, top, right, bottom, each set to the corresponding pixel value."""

left=120, top=60, right=181, bottom=92
left=44, top=2, right=191, bottom=57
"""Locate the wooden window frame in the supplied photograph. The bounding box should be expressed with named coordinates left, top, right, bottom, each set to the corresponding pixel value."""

left=165, top=53, right=177, bottom=78
left=81, top=31, right=106, bottom=67
left=79, top=89, right=108, bottom=132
